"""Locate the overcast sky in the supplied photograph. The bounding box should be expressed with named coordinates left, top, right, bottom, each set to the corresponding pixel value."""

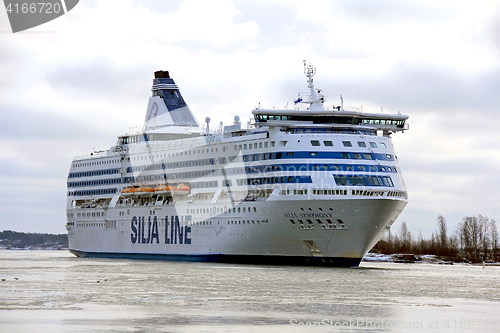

left=1, top=0, right=499, bottom=238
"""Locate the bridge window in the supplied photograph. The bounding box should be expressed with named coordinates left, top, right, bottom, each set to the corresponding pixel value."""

left=357, top=141, right=367, bottom=148
left=311, top=140, right=320, bottom=146
left=323, top=141, right=333, bottom=146
left=369, top=142, right=377, bottom=148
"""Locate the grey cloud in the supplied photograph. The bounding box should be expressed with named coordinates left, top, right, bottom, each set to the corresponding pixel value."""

left=0, top=104, right=92, bottom=141
left=278, top=62, right=499, bottom=116
left=330, top=0, right=452, bottom=24
left=47, top=58, right=154, bottom=105
left=0, top=43, right=24, bottom=90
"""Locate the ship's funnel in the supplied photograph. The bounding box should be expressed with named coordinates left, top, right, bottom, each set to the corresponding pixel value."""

left=144, top=71, right=199, bottom=130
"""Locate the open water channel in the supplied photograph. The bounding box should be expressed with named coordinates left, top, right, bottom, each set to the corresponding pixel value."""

left=0, top=250, right=498, bottom=332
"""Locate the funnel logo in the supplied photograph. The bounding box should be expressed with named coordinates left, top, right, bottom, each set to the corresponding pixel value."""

left=3, top=0, right=78, bottom=33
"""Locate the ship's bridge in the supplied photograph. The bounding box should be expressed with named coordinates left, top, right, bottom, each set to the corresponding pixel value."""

left=252, top=108, right=409, bottom=132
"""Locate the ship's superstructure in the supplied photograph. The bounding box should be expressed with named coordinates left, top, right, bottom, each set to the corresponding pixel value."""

left=66, top=63, right=409, bottom=266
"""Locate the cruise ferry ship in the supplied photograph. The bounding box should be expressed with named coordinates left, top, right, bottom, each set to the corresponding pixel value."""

left=66, top=62, right=409, bottom=267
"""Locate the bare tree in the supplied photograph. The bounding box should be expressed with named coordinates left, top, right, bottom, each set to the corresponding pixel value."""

left=399, top=222, right=411, bottom=253
left=491, top=220, right=498, bottom=261
left=437, top=215, right=448, bottom=255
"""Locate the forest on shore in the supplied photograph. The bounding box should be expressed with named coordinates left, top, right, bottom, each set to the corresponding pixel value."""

left=0, top=230, right=68, bottom=249
left=371, top=214, right=499, bottom=263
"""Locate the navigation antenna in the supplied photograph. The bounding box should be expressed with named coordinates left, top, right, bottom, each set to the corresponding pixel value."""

left=205, top=117, right=210, bottom=135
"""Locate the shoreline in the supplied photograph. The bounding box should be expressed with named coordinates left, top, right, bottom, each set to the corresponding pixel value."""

left=363, top=253, right=500, bottom=266
left=1, top=248, right=499, bottom=266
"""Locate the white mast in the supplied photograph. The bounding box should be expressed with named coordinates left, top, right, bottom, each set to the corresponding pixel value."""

left=303, top=61, right=325, bottom=111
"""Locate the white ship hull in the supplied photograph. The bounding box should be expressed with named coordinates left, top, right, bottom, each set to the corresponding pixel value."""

left=68, top=197, right=406, bottom=266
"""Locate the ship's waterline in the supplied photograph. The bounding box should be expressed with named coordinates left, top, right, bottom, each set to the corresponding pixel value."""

left=66, top=63, right=409, bottom=266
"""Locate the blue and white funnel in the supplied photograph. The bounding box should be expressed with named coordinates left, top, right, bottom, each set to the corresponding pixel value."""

left=144, top=71, right=199, bottom=130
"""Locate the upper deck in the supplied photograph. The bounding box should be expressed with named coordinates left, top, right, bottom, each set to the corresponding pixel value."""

left=253, top=61, right=408, bottom=134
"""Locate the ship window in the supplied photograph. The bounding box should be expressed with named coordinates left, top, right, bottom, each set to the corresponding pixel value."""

left=334, top=176, right=348, bottom=186
left=352, top=153, right=362, bottom=159
left=309, top=152, right=318, bottom=156
left=264, top=142, right=268, bottom=148
left=386, top=154, right=392, bottom=159
left=357, top=141, right=367, bottom=148
left=363, top=153, right=372, bottom=160
left=348, top=176, right=368, bottom=186
left=323, top=141, right=333, bottom=146
left=311, top=140, right=320, bottom=146
left=341, top=153, right=350, bottom=159
left=369, top=142, right=377, bottom=148
left=342, top=141, right=352, bottom=147
left=249, top=144, right=252, bottom=149
left=380, top=143, right=387, bottom=148
left=254, top=143, right=258, bottom=149
left=383, top=177, right=394, bottom=187
left=244, top=144, right=247, bottom=149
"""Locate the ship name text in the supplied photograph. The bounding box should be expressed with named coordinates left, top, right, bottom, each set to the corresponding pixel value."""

left=283, top=212, right=334, bottom=219
left=131, top=216, right=192, bottom=245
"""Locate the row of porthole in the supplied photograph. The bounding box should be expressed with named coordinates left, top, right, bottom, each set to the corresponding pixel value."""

left=300, top=207, right=335, bottom=212
left=290, top=218, right=345, bottom=225
left=188, top=206, right=258, bottom=215
left=227, top=220, right=269, bottom=225
left=77, top=212, right=106, bottom=217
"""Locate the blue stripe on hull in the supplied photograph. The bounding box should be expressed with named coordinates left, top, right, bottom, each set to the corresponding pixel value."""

left=69, top=250, right=361, bottom=267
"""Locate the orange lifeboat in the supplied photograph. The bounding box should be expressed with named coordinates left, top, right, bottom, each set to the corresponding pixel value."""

left=132, top=186, right=155, bottom=196
left=155, top=184, right=172, bottom=196
left=121, top=186, right=135, bottom=196
left=171, top=184, right=191, bottom=193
